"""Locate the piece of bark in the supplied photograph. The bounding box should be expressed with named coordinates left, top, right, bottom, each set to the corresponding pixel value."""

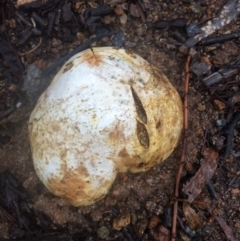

left=182, top=148, right=219, bottom=203
left=185, top=0, right=240, bottom=47
left=202, top=68, right=238, bottom=87
left=182, top=203, right=203, bottom=230
left=16, top=0, right=34, bottom=7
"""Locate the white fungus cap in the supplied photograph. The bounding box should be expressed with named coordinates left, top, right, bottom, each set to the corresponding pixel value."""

left=29, top=47, right=183, bottom=206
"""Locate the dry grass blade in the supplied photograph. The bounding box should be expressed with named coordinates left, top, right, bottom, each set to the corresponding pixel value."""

left=182, top=148, right=219, bottom=203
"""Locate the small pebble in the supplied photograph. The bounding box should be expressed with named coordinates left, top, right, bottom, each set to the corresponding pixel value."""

left=97, top=226, right=110, bottom=239
left=16, top=102, right=22, bottom=108
left=197, top=103, right=205, bottom=111
left=130, top=4, right=140, bottom=17
left=23, top=64, right=42, bottom=101
left=114, top=5, right=124, bottom=16
left=112, top=30, right=125, bottom=47
left=179, top=230, right=192, bottom=241
left=186, top=23, right=201, bottom=37
left=191, top=62, right=211, bottom=76
left=189, top=47, right=197, bottom=57
left=145, top=201, right=157, bottom=212
left=213, top=100, right=226, bottom=110
left=189, top=3, right=203, bottom=16
left=52, top=38, right=62, bottom=48
left=215, top=119, right=226, bottom=127
left=211, top=135, right=225, bottom=150
left=113, top=212, right=131, bottom=230
left=148, top=214, right=161, bottom=229
left=232, top=92, right=240, bottom=104
left=135, top=219, right=148, bottom=236
left=119, top=14, right=127, bottom=25
left=8, top=84, right=17, bottom=92
left=178, top=45, right=188, bottom=55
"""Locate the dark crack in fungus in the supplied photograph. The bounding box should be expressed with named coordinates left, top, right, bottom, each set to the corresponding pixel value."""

left=131, top=86, right=147, bottom=124
left=136, top=120, right=149, bottom=149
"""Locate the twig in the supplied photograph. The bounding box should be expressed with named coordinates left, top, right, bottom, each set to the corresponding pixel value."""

left=220, top=112, right=240, bottom=157
left=200, top=31, right=240, bottom=45
left=18, top=37, right=42, bottom=56
left=171, top=54, right=191, bottom=241
left=0, top=204, right=18, bottom=224
left=207, top=179, right=218, bottom=199
left=202, top=56, right=240, bottom=86
left=42, top=31, right=117, bottom=75
left=136, top=1, right=146, bottom=23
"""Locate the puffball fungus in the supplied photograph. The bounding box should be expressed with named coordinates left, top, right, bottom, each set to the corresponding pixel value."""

left=29, top=47, right=183, bottom=206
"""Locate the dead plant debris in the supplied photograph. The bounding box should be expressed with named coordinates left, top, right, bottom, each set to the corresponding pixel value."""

left=182, top=148, right=219, bottom=203
left=0, top=0, right=240, bottom=241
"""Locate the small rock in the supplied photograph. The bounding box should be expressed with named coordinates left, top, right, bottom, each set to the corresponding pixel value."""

left=16, top=102, right=22, bottom=108
left=90, top=208, right=102, bottom=222
left=119, top=14, right=127, bottom=25
left=33, top=59, right=47, bottom=69
left=189, top=47, right=197, bottom=57
left=7, top=18, right=17, bottom=29
left=197, top=103, right=205, bottom=111
left=212, top=135, right=225, bottom=150
left=114, top=5, right=124, bottom=16
left=145, top=201, right=157, bottom=212
left=154, top=204, right=163, bottom=216
left=130, top=4, right=140, bottom=18
left=195, top=128, right=203, bottom=137
left=179, top=230, right=192, bottom=241
left=8, top=84, right=17, bottom=92
left=131, top=212, right=138, bottom=225
left=102, top=16, right=115, bottom=25
left=178, top=45, right=188, bottom=55
left=184, top=162, right=195, bottom=173
left=148, top=214, right=161, bottom=229
left=191, top=62, right=211, bottom=76
left=213, top=100, right=226, bottom=110
left=189, top=3, right=203, bottom=18
left=215, top=119, right=226, bottom=127
left=76, top=32, right=85, bottom=41
left=134, top=219, right=148, bottom=236
left=186, top=23, right=201, bottom=37
left=224, top=154, right=234, bottom=163
left=112, top=30, right=125, bottom=47
left=113, top=212, right=131, bottom=230
left=52, top=38, right=62, bottom=48
left=97, top=226, right=110, bottom=239
left=23, top=64, right=42, bottom=101
left=232, top=92, right=240, bottom=104
left=151, top=225, right=170, bottom=241
left=201, top=55, right=212, bottom=66
left=234, top=219, right=240, bottom=229
left=104, top=0, right=126, bottom=7
left=51, top=48, right=59, bottom=54
left=124, top=40, right=136, bottom=47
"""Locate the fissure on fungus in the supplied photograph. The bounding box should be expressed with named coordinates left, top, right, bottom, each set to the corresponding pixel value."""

left=28, top=47, right=183, bottom=206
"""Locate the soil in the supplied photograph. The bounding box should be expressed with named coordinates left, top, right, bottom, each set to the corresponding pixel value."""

left=0, top=0, right=240, bottom=241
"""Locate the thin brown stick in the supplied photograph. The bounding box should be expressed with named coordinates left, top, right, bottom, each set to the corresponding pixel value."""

left=171, top=54, right=191, bottom=241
